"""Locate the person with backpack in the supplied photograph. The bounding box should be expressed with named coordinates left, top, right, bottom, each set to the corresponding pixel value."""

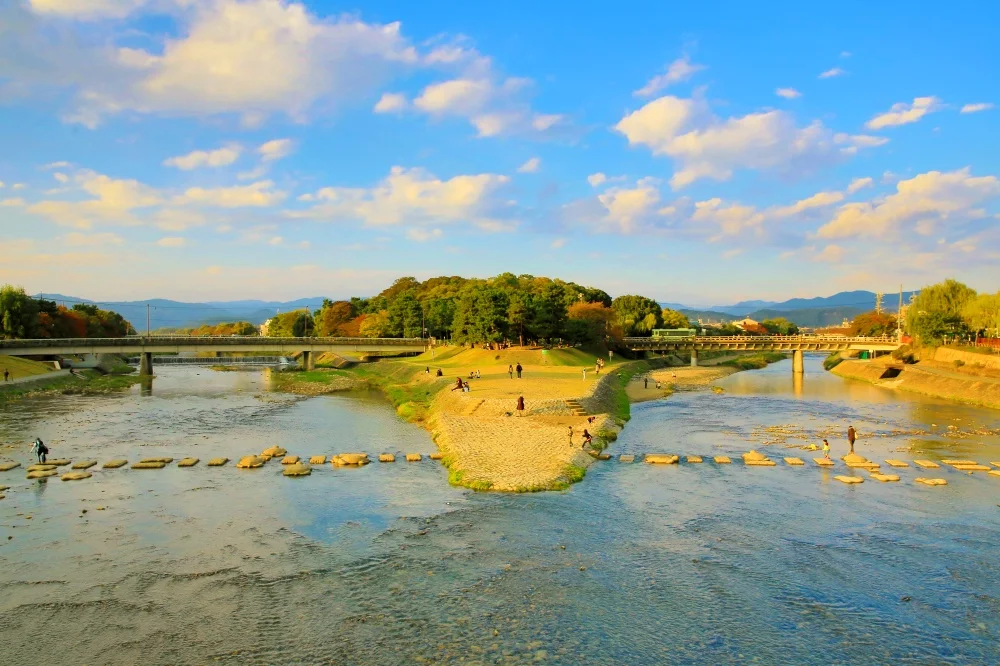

left=31, top=437, right=48, bottom=463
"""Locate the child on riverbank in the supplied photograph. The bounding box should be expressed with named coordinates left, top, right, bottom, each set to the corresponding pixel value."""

left=822, top=439, right=830, bottom=458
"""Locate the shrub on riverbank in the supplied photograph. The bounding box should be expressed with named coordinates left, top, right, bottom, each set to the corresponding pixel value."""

left=823, top=353, right=843, bottom=371
left=721, top=352, right=786, bottom=371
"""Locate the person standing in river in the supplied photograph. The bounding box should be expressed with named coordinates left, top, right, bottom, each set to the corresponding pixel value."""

left=847, top=425, right=857, bottom=454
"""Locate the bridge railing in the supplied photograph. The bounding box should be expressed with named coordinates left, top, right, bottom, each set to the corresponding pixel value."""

left=0, top=336, right=427, bottom=350
left=623, top=335, right=899, bottom=345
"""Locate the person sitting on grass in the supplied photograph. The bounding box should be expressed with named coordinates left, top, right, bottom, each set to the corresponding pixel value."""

left=452, top=377, right=464, bottom=391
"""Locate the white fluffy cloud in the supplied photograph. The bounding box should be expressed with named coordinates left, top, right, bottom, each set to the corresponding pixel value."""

left=866, top=96, right=941, bottom=130
left=615, top=95, right=876, bottom=188
left=634, top=55, right=706, bottom=98
left=815, top=245, right=845, bottom=263
left=28, top=0, right=149, bottom=20
left=846, top=177, right=873, bottom=194
left=771, top=191, right=844, bottom=218
left=292, top=166, right=512, bottom=230
left=818, top=168, right=1000, bottom=239
left=517, top=157, right=541, bottom=174
left=258, top=139, right=294, bottom=162
left=596, top=179, right=663, bottom=233
left=29, top=0, right=420, bottom=127
left=819, top=67, right=845, bottom=79
left=163, top=144, right=242, bottom=170
left=373, top=92, right=408, bottom=113
left=156, top=236, right=187, bottom=248
left=692, top=198, right=765, bottom=241
left=587, top=173, right=607, bottom=187
left=961, top=102, right=994, bottom=114
left=776, top=88, right=801, bottom=99
left=27, top=169, right=161, bottom=228
left=176, top=180, right=286, bottom=208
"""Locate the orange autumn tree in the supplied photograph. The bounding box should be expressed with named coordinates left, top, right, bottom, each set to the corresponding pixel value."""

left=566, top=301, right=614, bottom=345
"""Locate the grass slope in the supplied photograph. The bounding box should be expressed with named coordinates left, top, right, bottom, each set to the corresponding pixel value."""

left=0, top=356, right=56, bottom=379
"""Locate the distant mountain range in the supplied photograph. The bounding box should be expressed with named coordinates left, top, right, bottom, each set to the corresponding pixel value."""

left=38, top=294, right=327, bottom=332
left=668, top=290, right=917, bottom=328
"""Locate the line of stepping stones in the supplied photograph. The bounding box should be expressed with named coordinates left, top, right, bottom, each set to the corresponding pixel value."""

left=626, top=450, right=1000, bottom=486
left=0, top=445, right=444, bottom=487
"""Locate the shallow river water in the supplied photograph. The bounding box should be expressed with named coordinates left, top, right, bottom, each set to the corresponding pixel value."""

left=2, top=358, right=1000, bottom=665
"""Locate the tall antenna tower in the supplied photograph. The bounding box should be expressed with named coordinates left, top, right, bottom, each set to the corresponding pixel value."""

left=875, top=291, right=884, bottom=315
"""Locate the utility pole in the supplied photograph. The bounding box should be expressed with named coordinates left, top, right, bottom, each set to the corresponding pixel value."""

left=897, top=284, right=903, bottom=339
left=146, top=303, right=150, bottom=338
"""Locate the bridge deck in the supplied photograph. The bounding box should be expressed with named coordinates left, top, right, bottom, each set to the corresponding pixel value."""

left=624, top=335, right=901, bottom=352
left=0, top=336, right=428, bottom=357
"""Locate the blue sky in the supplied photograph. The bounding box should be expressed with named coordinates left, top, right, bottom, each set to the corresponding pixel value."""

left=0, top=0, right=997, bottom=305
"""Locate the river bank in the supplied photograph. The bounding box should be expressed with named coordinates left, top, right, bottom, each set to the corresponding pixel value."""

left=832, top=350, right=1000, bottom=410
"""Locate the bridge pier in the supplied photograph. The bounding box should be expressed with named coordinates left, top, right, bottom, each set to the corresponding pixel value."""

left=690, top=349, right=698, bottom=367
left=792, top=349, right=804, bottom=375
left=300, top=351, right=315, bottom=371
left=139, top=352, right=153, bottom=376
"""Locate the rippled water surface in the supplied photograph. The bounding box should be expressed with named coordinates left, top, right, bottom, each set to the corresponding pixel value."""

left=2, top=359, right=1000, bottom=665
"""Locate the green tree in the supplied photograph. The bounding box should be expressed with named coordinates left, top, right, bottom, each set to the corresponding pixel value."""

left=962, top=292, right=1000, bottom=336
left=292, top=312, right=314, bottom=337
left=424, top=298, right=455, bottom=339
left=532, top=283, right=567, bottom=340
left=386, top=290, right=423, bottom=337
left=507, top=292, right=534, bottom=346
left=761, top=317, right=800, bottom=335
left=359, top=310, right=390, bottom=338
left=847, top=312, right=896, bottom=337
left=0, top=285, right=41, bottom=339
left=908, top=279, right=977, bottom=344
left=611, top=295, right=662, bottom=336
left=660, top=307, right=691, bottom=329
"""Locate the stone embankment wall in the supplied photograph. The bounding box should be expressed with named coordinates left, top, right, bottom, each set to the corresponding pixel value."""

left=933, top=347, right=1000, bottom=371
left=832, top=358, right=1000, bottom=410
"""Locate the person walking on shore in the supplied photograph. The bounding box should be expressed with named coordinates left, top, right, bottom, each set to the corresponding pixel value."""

left=582, top=367, right=587, bottom=381
left=847, top=425, right=857, bottom=454
left=3, top=368, right=9, bottom=382
left=516, top=363, right=522, bottom=379
left=644, top=376, right=648, bottom=389
left=568, top=425, right=574, bottom=446
left=516, top=395, right=525, bottom=416
left=508, top=364, right=514, bottom=379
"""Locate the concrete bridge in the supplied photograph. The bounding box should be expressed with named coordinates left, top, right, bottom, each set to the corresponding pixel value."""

left=0, top=336, right=427, bottom=374
left=622, top=335, right=902, bottom=374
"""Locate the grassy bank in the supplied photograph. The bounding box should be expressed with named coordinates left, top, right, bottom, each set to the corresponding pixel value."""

left=0, top=356, right=56, bottom=379
left=719, top=352, right=788, bottom=371
left=0, top=368, right=143, bottom=405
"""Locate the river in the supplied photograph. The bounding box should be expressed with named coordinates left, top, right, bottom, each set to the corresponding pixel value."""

left=1, top=357, right=999, bottom=665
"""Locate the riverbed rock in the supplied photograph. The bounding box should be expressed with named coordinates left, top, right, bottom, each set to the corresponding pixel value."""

left=71, top=460, right=97, bottom=470
left=261, top=446, right=287, bottom=459
left=236, top=455, right=264, bottom=469
left=103, top=459, right=128, bottom=469
left=177, top=458, right=199, bottom=467
left=713, top=456, right=731, bottom=464
left=140, top=457, right=173, bottom=464
left=309, top=455, right=326, bottom=465
left=0, top=462, right=21, bottom=471
left=742, top=450, right=768, bottom=462
left=645, top=454, right=679, bottom=464
left=46, top=459, right=71, bottom=467
left=405, top=453, right=423, bottom=463
left=61, top=471, right=92, bottom=481
left=207, top=457, right=229, bottom=466
left=27, top=464, right=57, bottom=472
left=915, top=477, right=948, bottom=486
left=280, top=456, right=300, bottom=465
left=686, top=456, right=703, bottom=463
left=914, top=460, right=940, bottom=469
left=26, top=469, right=58, bottom=479
left=132, top=461, right=166, bottom=469
left=885, top=459, right=910, bottom=468
left=834, top=475, right=863, bottom=484
left=784, top=457, right=805, bottom=466
left=282, top=462, right=312, bottom=477
left=379, top=454, right=395, bottom=463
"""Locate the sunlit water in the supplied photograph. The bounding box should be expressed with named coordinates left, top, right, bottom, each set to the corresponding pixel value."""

left=2, top=358, right=999, bottom=665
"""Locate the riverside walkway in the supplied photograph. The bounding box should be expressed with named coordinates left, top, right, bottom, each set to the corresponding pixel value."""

left=0, top=336, right=427, bottom=373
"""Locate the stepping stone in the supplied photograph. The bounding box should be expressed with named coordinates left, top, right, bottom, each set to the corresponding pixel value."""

left=0, top=485, right=8, bottom=492
left=27, top=469, right=59, bottom=479
left=27, top=464, right=57, bottom=472
left=207, top=457, right=229, bottom=466
left=988, top=470, right=1000, bottom=478
left=309, top=456, right=326, bottom=465
left=596, top=453, right=611, bottom=461
left=378, top=454, right=395, bottom=463
left=951, top=464, right=992, bottom=472
left=784, top=457, right=805, bottom=466
left=885, top=459, right=909, bottom=468
left=686, top=456, right=703, bottom=463
left=132, top=461, right=166, bottom=469
left=177, top=457, right=199, bottom=467
left=261, top=446, right=287, bottom=460
left=743, top=450, right=769, bottom=463
left=405, top=453, right=422, bottom=462
left=46, top=459, right=71, bottom=467
left=140, top=457, right=173, bottom=464
left=429, top=452, right=444, bottom=460
left=71, top=460, right=97, bottom=470
left=713, top=456, right=731, bottom=464
left=280, top=456, right=300, bottom=465
left=283, top=462, right=312, bottom=477
left=990, top=461, right=1000, bottom=468
left=0, top=462, right=21, bottom=471
left=813, top=458, right=835, bottom=466
left=332, top=453, right=369, bottom=466
left=834, top=475, right=863, bottom=484
left=915, top=477, right=947, bottom=486
left=236, top=456, right=264, bottom=469
left=645, top=454, right=678, bottom=464
left=846, top=461, right=880, bottom=470
left=745, top=460, right=777, bottom=466
left=942, top=459, right=977, bottom=465
left=870, top=472, right=900, bottom=482
left=61, top=471, right=92, bottom=481
left=914, top=460, right=940, bottom=469
left=619, top=455, right=635, bottom=463
left=103, top=459, right=128, bottom=469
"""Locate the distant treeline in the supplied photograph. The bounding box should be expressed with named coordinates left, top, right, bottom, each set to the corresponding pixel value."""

left=0, top=285, right=134, bottom=339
